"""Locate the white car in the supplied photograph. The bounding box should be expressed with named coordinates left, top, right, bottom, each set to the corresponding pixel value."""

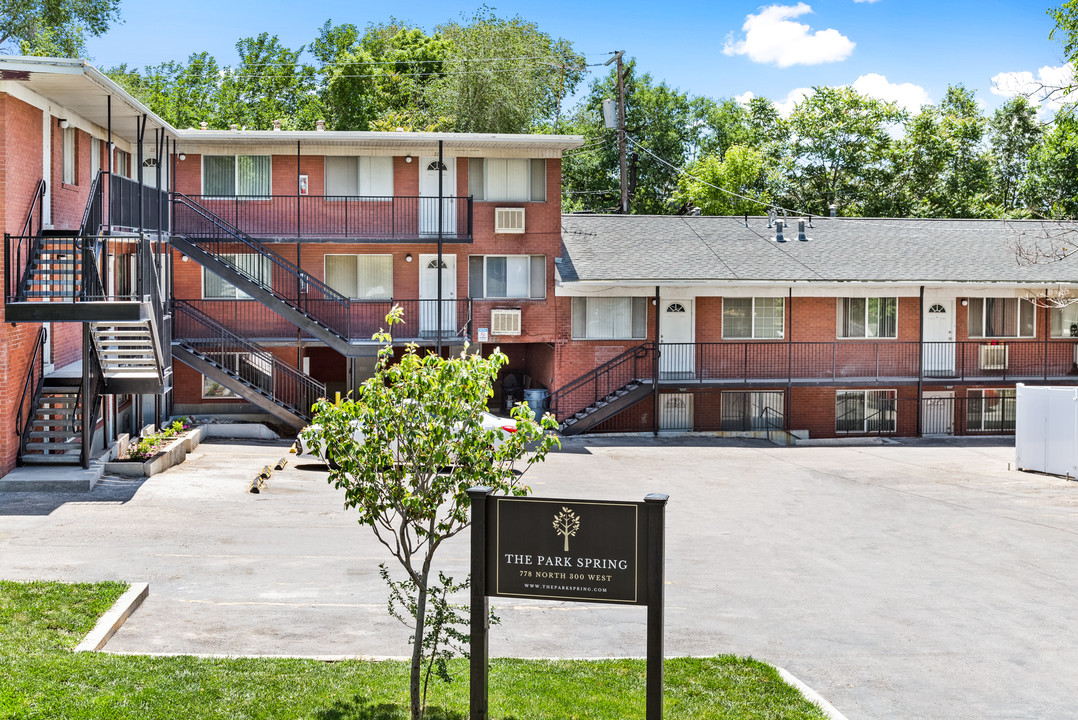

left=293, top=409, right=519, bottom=466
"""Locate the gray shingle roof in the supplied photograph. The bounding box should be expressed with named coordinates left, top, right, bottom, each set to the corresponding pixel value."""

left=559, top=215, right=1078, bottom=285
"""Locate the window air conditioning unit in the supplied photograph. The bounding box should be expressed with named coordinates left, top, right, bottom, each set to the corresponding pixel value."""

left=494, top=207, right=525, bottom=234
left=979, top=344, right=1008, bottom=370
left=491, top=309, right=522, bottom=336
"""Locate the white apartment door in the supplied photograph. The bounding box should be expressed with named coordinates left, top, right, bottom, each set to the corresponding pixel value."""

left=659, top=300, right=694, bottom=379
left=923, top=298, right=956, bottom=376
left=419, top=157, right=457, bottom=236
left=922, top=390, right=955, bottom=435
left=659, top=393, right=693, bottom=431
left=419, top=254, right=457, bottom=337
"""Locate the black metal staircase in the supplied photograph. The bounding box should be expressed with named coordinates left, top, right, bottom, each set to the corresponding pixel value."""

left=172, top=300, right=326, bottom=429
left=171, top=193, right=355, bottom=354
left=548, top=343, right=656, bottom=435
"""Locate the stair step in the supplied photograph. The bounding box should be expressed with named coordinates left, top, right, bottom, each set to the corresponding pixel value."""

left=98, top=349, right=155, bottom=355
left=28, top=431, right=79, bottom=438
left=40, top=388, right=79, bottom=396
left=24, top=441, right=81, bottom=451
left=33, top=408, right=78, bottom=416
left=94, top=330, right=151, bottom=337
left=20, top=455, right=82, bottom=465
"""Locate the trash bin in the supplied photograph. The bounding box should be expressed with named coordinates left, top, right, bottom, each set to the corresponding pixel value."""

left=523, top=388, right=549, bottom=412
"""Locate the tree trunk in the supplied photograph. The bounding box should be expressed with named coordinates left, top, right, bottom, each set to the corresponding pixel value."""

left=410, top=573, right=429, bottom=720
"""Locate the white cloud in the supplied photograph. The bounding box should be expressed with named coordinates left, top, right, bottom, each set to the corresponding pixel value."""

left=723, top=3, right=856, bottom=68
left=991, top=64, right=1077, bottom=110
left=734, top=91, right=755, bottom=105
left=775, top=87, right=815, bottom=116
left=850, top=73, right=932, bottom=114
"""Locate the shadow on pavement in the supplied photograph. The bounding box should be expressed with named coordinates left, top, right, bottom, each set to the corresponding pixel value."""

left=0, top=475, right=145, bottom=517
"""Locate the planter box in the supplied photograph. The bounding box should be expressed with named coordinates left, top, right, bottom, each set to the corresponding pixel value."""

left=104, top=426, right=205, bottom=478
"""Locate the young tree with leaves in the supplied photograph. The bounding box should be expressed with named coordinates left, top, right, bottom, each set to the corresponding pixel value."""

left=304, top=308, right=559, bottom=720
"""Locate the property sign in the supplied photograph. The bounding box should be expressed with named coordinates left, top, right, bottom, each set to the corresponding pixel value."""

left=489, top=498, right=647, bottom=605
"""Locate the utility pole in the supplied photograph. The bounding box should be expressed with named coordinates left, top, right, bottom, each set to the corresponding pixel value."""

left=605, top=50, right=627, bottom=214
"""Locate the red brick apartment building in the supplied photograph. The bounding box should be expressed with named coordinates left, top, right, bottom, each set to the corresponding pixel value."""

left=3, top=56, right=1078, bottom=479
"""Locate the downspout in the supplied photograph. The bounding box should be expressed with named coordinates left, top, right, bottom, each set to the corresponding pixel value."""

left=917, top=286, right=924, bottom=437
left=653, top=286, right=660, bottom=436
left=437, top=140, right=444, bottom=354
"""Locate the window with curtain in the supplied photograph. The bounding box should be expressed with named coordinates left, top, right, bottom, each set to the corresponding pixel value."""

left=324, top=156, right=393, bottom=197
left=324, top=255, right=393, bottom=299
left=721, top=391, right=785, bottom=431
left=203, top=155, right=271, bottom=197
left=468, top=158, right=546, bottom=202
left=836, top=390, right=897, bottom=434
left=966, top=388, right=1016, bottom=431
left=1050, top=303, right=1078, bottom=337
left=967, top=298, right=1035, bottom=338
left=570, top=297, right=647, bottom=339
left=722, top=297, right=784, bottom=339
left=62, top=127, right=76, bottom=184
left=203, top=254, right=272, bottom=299
left=838, top=297, right=898, bottom=338
left=114, top=149, right=130, bottom=178
left=468, top=256, right=545, bottom=299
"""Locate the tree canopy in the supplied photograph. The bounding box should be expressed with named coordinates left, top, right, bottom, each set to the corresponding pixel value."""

left=0, top=0, right=121, bottom=57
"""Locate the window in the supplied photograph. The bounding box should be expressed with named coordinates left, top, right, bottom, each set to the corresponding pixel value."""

left=203, top=254, right=272, bottom=299
left=114, top=149, right=130, bottom=178
left=968, top=298, right=1035, bottom=338
left=90, top=138, right=101, bottom=177
left=203, top=155, right=271, bottom=197
left=838, top=297, right=897, bottom=338
left=723, top=297, right=784, bottom=339
left=468, top=158, right=546, bottom=202
left=1050, top=304, right=1078, bottom=337
left=721, top=391, right=784, bottom=431
left=966, top=389, right=1016, bottom=432
left=324, top=156, right=393, bottom=197
left=468, top=256, right=545, bottom=299
left=571, top=297, right=648, bottom=340
left=836, top=390, right=897, bottom=434
left=62, top=127, right=76, bottom=184
left=324, top=254, right=392, bottom=299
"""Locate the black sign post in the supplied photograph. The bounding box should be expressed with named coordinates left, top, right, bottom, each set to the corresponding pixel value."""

left=467, top=487, right=668, bottom=720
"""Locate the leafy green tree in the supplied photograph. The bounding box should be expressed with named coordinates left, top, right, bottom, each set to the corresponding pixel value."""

left=428, top=9, right=584, bottom=133
left=785, top=86, right=906, bottom=216
left=108, top=53, right=222, bottom=130
left=1022, top=111, right=1078, bottom=218
left=0, top=0, right=121, bottom=57
left=988, top=96, right=1043, bottom=213
left=674, top=144, right=769, bottom=216
left=214, top=33, right=321, bottom=130
left=306, top=308, right=559, bottom=720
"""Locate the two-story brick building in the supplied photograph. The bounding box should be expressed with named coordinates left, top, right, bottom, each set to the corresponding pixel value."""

left=4, top=55, right=1078, bottom=481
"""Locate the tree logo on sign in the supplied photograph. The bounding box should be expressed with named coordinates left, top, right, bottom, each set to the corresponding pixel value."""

left=552, top=507, right=581, bottom=552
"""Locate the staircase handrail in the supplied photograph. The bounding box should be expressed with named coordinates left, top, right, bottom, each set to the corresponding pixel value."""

left=21, top=180, right=46, bottom=238
left=172, top=192, right=350, bottom=313
left=173, top=299, right=327, bottom=417
left=15, top=327, right=48, bottom=462
left=548, top=342, right=654, bottom=421
left=79, top=171, right=104, bottom=238
left=81, top=333, right=107, bottom=468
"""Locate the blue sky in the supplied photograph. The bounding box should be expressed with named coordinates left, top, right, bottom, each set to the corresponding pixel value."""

left=84, top=0, right=1069, bottom=116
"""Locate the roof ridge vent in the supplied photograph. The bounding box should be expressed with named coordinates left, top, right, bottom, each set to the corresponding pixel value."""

left=775, top=219, right=786, bottom=243
left=798, top=219, right=808, bottom=242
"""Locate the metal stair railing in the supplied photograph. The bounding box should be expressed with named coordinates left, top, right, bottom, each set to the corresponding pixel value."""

left=81, top=332, right=106, bottom=469
left=14, top=327, right=48, bottom=465
left=173, top=299, right=327, bottom=419
left=172, top=192, right=351, bottom=340
left=548, top=342, right=655, bottom=422
left=80, top=171, right=105, bottom=237
left=5, top=180, right=47, bottom=304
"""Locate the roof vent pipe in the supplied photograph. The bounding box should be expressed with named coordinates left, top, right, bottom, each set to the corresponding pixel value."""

left=199, top=122, right=207, bottom=130
left=775, top=220, right=786, bottom=243
left=829, top=203, right=837, bottom=218
left=316, top=120, right=325, bottom=131
left=230, top=124, right=239, bottom=131
left=272, top=119, right=281, bottom=131
left=798, top=220, right=808, bottom=242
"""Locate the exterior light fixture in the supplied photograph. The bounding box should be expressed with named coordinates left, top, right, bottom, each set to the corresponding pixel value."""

left=178, top=153, right=186, bottom=161
left=405, top=156, right=413, bottom=163
left=58, top=118, right=69, bottom=129
left=406, top=253, right=413, bottom=262
left=961, top=299, right=968, bottom=306
left=181, top=255, right=189, bottom=262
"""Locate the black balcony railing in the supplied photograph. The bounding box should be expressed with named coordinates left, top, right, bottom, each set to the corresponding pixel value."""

left=173, top=194, right=473, bottom=241
left=180, top=298, right=472, bottom=343
left=110, top=174, right=168, bottom=232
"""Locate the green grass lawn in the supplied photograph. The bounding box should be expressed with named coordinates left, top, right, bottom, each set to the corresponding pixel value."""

left=0, top=581, right=827, bottom=720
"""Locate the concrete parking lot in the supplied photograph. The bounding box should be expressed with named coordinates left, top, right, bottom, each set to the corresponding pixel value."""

left=2, top=435, right=1077, bottom=719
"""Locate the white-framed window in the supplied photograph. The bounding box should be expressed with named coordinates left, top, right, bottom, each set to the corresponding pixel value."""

left=62, top=127, right=76, bottom=185
left=203, top=155, right=271, bottom=197
left=723, top=297, right=784, bottom=339
left=968, top=297, right=1035, bottom=338
left=838, top=297, right=897, bottom=338
left=114, top=149, right=130, bottom=177
left=468, top=255, right=545, bottom=299
left=201, top=352, right=272, bottom=398
left=721, top=391, right=785, bottom=431
left=324, top=254, right=393, bottom=299
left=324, top=156, right=393, bottom=197
left=836, top=390, right=897, bottom=434
left=1050, top=304, right=1078, bottom=338
left=571, top=297, right=647, bottom=340
left=202, top=254, right=272, bottom=299
left=90, top=138, right=101, bottom=177
left=468, top=158, right=546, bottom=202
left=966, top=388, right=1016, bottom=432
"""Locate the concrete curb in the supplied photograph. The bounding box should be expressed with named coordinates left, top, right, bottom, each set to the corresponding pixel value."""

left=777, top=667, right=849, bottom=720
left=74, top=582, right=149, bottom=652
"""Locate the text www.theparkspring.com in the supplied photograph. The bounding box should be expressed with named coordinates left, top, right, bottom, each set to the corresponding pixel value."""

left=524, top=583, right=608, bottom=593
